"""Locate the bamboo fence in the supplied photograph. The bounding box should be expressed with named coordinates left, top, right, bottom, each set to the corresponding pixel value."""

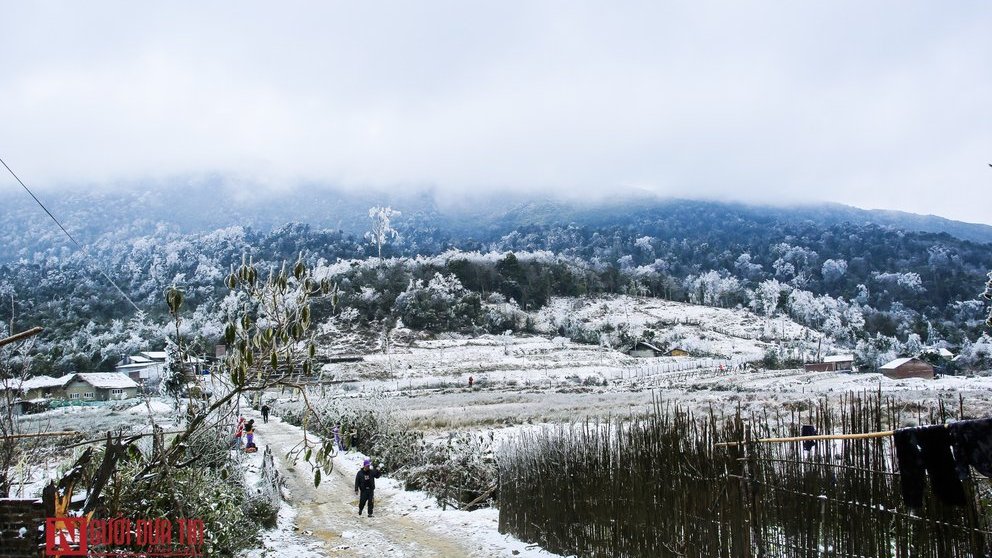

left=498, top=392, right=992, bottom=557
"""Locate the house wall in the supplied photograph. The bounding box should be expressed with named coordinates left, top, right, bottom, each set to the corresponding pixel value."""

left=669, top=349, right=689, bottom=357
left=882, top=362, right=934, bottom=380
left=24, top=386, right=65, bottom=400
left=63, top=380, right=98, bottom=401
left=629, top=349, right=657, bottom=358
left=101, top=387, right=138, bottom=400
left=804, top=363, right=833, bottom=372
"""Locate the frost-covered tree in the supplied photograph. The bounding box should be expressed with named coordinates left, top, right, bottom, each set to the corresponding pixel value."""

left=772, top=259, right=795, bottom=279
left=366, top=206, right=401, bottom=260
left=855, top=284, right=870, bottom=305
left=821, top=259, right=848, bottom=284
left=684, top=271, right=742, bottom=307
left=734, top=253, right=764, bottom=279
left=634, top=236, right=654, bottom=254
left=983, top=271, right=992, bottom=327
left=159, top=336, right=189, bottom=403
left=901, top=333, right=923, bottom=358
left=872, top=272, right=925, bottom=294
left=854, top=333, right=898, bottom=371
left=393, top=274, right=483, bottom=332
left=957, top=334, right=992, bottom=371
left=752, top=279, right=787, bottom=316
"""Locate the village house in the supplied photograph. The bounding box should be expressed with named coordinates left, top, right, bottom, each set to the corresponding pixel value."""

left=804, top=354, right=855, bottom=373
left=880, top=357, right=935, bottom=380
left=20, top=374, right=72, bottom=399
left=116, top=351, right=167, bottom=382
left=626, top=341, right=665, bottom=358
left=921, top=347, right=955, bottom=360
left=116, top=351, right=209, bottom=384
left=61, top=373, right=139, bottom=401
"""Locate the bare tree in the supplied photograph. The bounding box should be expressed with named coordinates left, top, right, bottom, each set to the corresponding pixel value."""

left=983, top=271, right=992, bottom=327
left=0, top=327, right=41, bottom=496
left=365, top=206, right=401, bottom=261
left=140, top=255, right=338, bottom=487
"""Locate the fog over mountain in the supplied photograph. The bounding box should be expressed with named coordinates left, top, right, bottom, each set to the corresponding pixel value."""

left=2, top=186, right=991, bottom=259
left=2, top=2, right=991, bottom=223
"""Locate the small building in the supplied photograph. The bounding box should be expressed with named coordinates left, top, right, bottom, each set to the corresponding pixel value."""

left=804, top=354, right=855, bottom=373
left=668, top=348, right=690, bottom=357
left=62, top=373, right=139, bottom=401
left=921, top=347, right=955, bottom=360
left=12, top=398, right=50, bottom=416
left=626, top=341, right=665, bottom=358
left=21, top=375, right=72, bottom=399
left=117, top=352, right=167, bottom=382
left=880, top=357, right=934, bottom=380
left=823, top=354, right=855, bottom=371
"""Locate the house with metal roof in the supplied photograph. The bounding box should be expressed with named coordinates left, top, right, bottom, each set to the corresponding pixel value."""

left=880, top=357, right=934, bottom=380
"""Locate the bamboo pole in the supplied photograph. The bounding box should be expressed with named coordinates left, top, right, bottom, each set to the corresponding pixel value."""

left=1, top=430, right=80, bottom=440
left=715, top=430, right=895, bottom=448
left=1, top=429, right=185, bottom=446
left=0, top=326, right=43, bottom=347
left=62, top=429, right=186, bottom=450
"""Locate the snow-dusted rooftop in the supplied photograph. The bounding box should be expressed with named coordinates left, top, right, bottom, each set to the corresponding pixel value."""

left=116, top=362, right=161, bottom=370
left=823, top=355, right=854, bottom=363
left=22, top=375, right=69, bottom=389
left=880, top=357, right=918, bottom=369
left=70, top=373, right=140, bottom=389
left=140, top=351, right=168, bottom=360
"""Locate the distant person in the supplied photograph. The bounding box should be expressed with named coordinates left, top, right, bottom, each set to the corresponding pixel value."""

left=245, top=419, right=256, bottom=447
left=233, top=416, right=246, bottom=448
left=354, top=459, right=382, bottom=517
left=333, top=424, right=345, bottom=451
left=261, top=404, right=270, bottom=423
left=468, top=376, right=474, bottom=388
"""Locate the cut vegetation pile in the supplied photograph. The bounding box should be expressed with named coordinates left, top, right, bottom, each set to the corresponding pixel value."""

left=498, top=393, right=992, bottom=557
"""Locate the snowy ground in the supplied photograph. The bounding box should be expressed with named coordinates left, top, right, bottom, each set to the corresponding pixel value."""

left=12, top=295, right=990, bottom=557
left=240, top=412, right=565, bottom=558
left=299, top=295, right=990, bottom=428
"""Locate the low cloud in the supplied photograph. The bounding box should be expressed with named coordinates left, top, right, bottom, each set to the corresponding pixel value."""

left=1, top=1, right=989, bottom=223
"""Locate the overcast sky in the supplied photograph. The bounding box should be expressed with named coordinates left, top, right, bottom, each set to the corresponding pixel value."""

left=1, top=1, right=990, bottom=223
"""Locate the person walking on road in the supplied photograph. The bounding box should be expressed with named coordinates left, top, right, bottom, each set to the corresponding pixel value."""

left=261, top=404, right=270, bottom=423
left=354, top=459, right=382, bottom=517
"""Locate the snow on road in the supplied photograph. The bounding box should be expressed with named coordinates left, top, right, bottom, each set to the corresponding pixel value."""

left=242, top=412, right=565, bottom=558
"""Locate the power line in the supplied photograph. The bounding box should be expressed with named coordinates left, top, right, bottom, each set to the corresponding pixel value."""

left=0, top=155, right=144, bottom=314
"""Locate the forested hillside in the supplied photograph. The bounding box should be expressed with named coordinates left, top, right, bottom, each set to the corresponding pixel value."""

left=1, top=188, right=990, bottom=374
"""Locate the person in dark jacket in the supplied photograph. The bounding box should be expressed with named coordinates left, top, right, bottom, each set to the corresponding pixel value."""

left=354, top=459, right=382, bottom=517
left=260, top=404, right=270, bottom=423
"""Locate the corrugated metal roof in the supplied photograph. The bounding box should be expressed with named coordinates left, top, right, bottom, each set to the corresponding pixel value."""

left=71, top=373, right=140, bottom=389
left=823, top=355, right=854, bottom=363
left=880, top=357, right=915, bottom=369
left=21, top=375, right=68, bottom=389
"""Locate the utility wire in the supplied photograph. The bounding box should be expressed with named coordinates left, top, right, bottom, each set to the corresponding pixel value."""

left=0, top=155, right=144, bottom=314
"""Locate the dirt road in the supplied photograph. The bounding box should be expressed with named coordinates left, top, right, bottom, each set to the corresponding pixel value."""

left=249, top=413, right=476, bottom=557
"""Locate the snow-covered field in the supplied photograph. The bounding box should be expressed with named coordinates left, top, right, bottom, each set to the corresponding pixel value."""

left=304, top=295, right=991, bottom=428
left=12, top=295, right=990, bottom=557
